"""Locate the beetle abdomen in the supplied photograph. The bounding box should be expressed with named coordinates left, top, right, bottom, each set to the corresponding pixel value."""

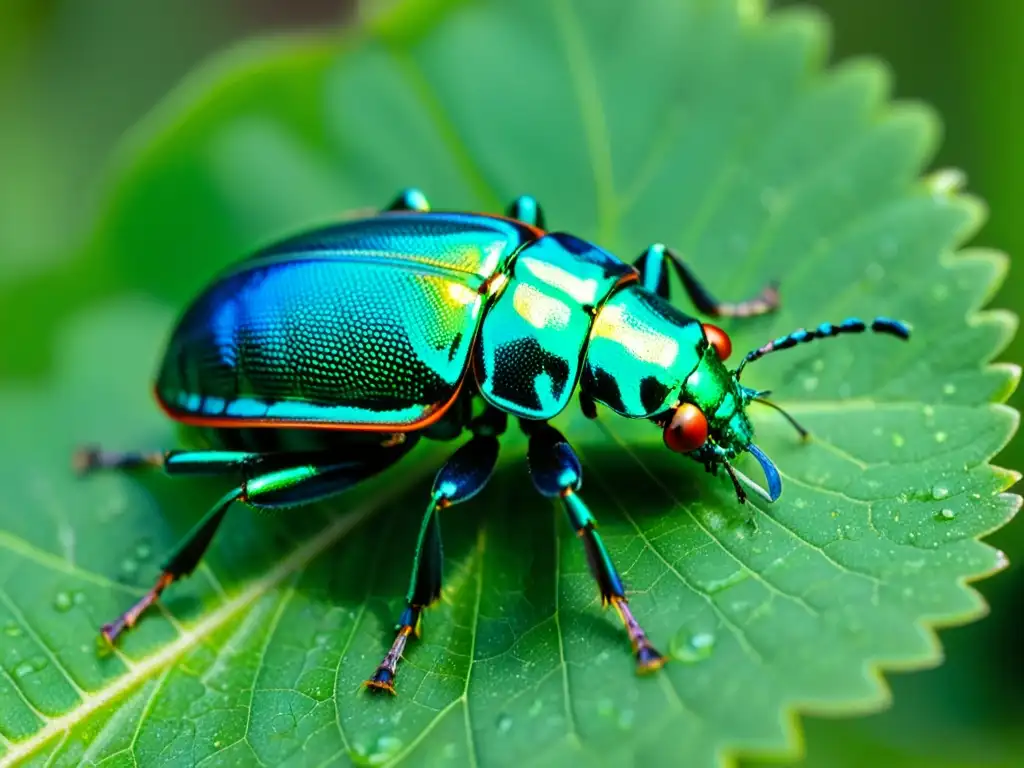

left=157, top=213, right=534, bottom=430
left=582, top=284, right=708, bottom=418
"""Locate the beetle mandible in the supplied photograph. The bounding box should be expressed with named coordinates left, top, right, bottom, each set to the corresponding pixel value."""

left=76, top=188, right=910, bottom=692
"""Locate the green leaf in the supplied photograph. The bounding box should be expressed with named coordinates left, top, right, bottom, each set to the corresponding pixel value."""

left=0, top=0, right=1018, bottom=766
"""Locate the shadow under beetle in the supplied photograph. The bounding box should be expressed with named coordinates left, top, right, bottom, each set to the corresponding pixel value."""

left=76, top=188, right=910, bottom=693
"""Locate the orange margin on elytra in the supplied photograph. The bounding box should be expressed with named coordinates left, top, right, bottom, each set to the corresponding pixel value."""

left=153, top=381, right=466, bottom=433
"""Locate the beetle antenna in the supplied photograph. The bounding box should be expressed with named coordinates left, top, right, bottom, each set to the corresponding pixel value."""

left=734, top=316, right=910, bottom=379
left=752, top=398, right=809, bottom=440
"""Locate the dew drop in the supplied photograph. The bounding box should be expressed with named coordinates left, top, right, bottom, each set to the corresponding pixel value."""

left=891, top=433, right=905, bottom=448
left=872, top=426, right=883, bottom=437
left=53, top=592, right=73, bottom=612
left=669, top=630, right=716, bottom=663
left=943, top=383, right=957, bottom=396
left=528, top=699, right=543, bottom=717
left=73, top=591, right=87, bottom=606
left=270, top=713, right=296, bottom=735
left=922, top=405, right=935, bottom=418
left=4, top=622, right=22, bottom=637
left=13, top=656, right=46, bottom=679
left=935, top=509, right=956, bottom=521
left=995, top=550, right=1010, bottom=570
left=121, top=558, right=138, bottom=575
left=314, top=633, right=331, bottom=647
left=931, top=484, right=950, bottom=500
left=811, top=359, right=826, bottom=373
left=354, top=736, right=403, bottom=765
left=802, top=376, right=819, bottom=392
left=865, top=262, right=885, bottom=281
left=793, top=498, right=807, bottom=509
left=135, top=541, right=152, bottom=561
left=597, top=698, right=615, bottom=717
left=934, top=431, right=948, bottom=443
left=496, top=714, right=513, bottom=734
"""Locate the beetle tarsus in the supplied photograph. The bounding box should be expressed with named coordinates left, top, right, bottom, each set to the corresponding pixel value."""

left=100, top=571, right=174, bottom=643
left=364, top=621, right=415, bottom=695
left=610, top=596, right=666, bottom=674
left=73, top=446, right=163, bottom=476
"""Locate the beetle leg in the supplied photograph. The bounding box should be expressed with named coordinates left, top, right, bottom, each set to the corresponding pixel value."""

left=366, top=432, right=500, bottom=694
left=579, top=392, right=598, bottom=420
left=386, top=188, right=431, bottom=212
left=96, top=450, right=406, bottom=644
left=526, top=422, right=666, bottom=674
left=506, top=195, right=546, bottom=229
left=634, top=243, right=780, bottom=318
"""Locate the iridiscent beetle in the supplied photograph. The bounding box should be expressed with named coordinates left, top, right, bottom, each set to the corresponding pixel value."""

left=76, top=188, right=910, bottom=692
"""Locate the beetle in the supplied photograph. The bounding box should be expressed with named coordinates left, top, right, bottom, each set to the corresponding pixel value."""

left=75, top=188, right=910, bottom=693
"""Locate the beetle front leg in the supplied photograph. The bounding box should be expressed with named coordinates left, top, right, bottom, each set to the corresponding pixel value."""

left=525, top=422, right=665, bottom=673
left=634, top=243, right=779, bottom=318
left=366, top=432, right=500, bottom=694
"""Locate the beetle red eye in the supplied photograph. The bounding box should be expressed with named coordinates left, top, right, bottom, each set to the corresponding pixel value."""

left=703, top=323, right=732, bottom=361
left=663, top=403, right=709, bottom=454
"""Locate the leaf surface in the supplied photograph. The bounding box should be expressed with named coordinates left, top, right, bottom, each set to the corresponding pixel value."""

left=0, top=1, right=1018, bottom=766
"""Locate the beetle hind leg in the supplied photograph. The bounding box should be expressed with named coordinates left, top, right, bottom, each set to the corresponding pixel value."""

left=525, top=422, right=665, bottom=674
left=72, top=446, right=165, bottom=476
left=635, top=243, right=779, bottom=318
left=94, top=448, right=406, bottom=644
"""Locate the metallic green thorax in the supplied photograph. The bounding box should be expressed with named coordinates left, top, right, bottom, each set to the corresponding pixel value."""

left=580, top=283, right=754, bottom=458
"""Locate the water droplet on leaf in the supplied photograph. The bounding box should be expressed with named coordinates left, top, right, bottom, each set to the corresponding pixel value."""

left=13, top=657, right=46, bottom=678
left=934, top=431, right=948, bottom=443
left=270, top=713, right=295, bottom=735
left=931, top=484, right=950, bottom=500
left=891, top=433, right=905, bottom=448
left=670, top=630, right=716, bottom=663
left=54, top=592, right=73, bottom=612
left=4, top=622, right=22, bottom=637
left=496, top=714, right=513, bottom=734
left=351, top=736, right=403, bottom=766
left=943, top=383, right=957, bottom=395
left=935, top=509, right=956, bottom=521
left=135, top=541, right=152, bottom=560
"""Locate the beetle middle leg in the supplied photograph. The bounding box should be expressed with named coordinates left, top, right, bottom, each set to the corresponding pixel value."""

left=365, top=424, right=501, bottom=694
left=386, top=187, right=431, bottom=212
left=506, top=194, right=546, bottom=229
left=84, top=446, right=408, bottom=643
left=634, top=243, right=779, bottom=318
left=524, top=421, right=666, bottom=673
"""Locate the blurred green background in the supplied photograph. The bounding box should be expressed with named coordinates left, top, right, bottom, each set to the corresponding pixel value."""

left=0, top=1, right=1019, bottom=765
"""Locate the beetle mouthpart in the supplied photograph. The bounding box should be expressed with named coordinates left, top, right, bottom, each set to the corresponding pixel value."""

left=733, top=444, right=782, bottom=503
